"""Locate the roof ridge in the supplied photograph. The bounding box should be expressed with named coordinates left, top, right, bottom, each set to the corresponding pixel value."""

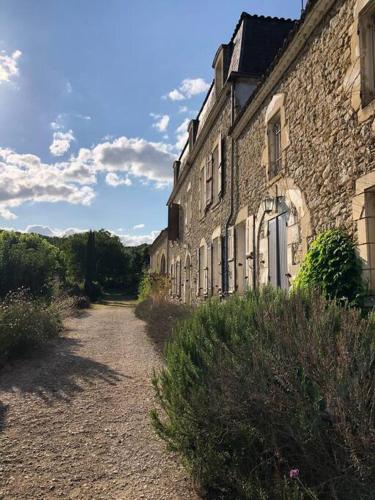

left=239, top=11, right=297, bottom=23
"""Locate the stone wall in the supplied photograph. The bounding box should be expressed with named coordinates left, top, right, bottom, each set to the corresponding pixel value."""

left=151, top=0, right=375, bottom=302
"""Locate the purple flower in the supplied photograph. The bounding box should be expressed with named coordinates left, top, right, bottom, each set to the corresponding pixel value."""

left=289, top=468, right=300, bottom=479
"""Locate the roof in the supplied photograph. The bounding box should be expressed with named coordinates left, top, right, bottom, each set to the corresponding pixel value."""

left=237, top=14, right=297, bottom=78
left=149, top=228, right=168, bottom=253
left=233, top=0, right=319, bottom=127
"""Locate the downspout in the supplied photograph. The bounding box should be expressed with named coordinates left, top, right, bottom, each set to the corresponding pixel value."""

left=252, top=213, right=256, bottom=289
left=224, top=82, right=236, bottom=295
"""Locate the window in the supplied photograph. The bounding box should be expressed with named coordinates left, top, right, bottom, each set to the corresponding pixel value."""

left=268, top=114, right=282, bottom=179
left=186, top=186, right=192, bottom=231
left=360, top=5, right=375, bottom=106
left=215, top=54, right=224, bottom=97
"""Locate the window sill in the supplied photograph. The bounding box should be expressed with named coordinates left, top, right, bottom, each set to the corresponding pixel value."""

left=267, top=170, right=284, bottom=187
left=358, top=98, right=375, bottom=124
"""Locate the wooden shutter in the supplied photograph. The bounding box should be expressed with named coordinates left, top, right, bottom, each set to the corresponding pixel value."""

left=206, top=243, right=212, bottom=296
left=206, top=156, right=213, bottom=207
left=227, top=226, right=235, bottom=293
left=218, top=134, right=223, bottom=197
left=228, top=226, right=234, bottom=261
left=196, top=248, right=200, bottom=296
left=278, top=213, right=289, bottom=290
left=201, top=167, right=206, bottom=213
left=268, top=218, right=278, bottom=287
left=198, top=174, right=201, bottom=214
left=245, top=216, right=254, bottom=256
left=218, top=236, right=223, bottom=293
left=168, top=204, right=180, bottom=241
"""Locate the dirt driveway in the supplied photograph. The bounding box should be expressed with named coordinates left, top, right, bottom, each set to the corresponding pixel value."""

left=0, top=303, right=198, bottom=499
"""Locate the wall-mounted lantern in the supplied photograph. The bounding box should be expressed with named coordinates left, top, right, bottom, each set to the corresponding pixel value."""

left=263, top=197, right=275, bottom=213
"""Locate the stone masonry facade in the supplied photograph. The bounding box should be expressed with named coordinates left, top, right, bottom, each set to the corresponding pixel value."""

left=150, top=0, right=375, bottom=303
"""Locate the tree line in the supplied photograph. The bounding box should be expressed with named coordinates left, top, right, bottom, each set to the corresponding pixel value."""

left=0, top=229, right=149, bottom=301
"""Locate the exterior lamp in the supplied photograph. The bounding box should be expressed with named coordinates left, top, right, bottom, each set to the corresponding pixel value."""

left=263, top=197, right=274, bottom=213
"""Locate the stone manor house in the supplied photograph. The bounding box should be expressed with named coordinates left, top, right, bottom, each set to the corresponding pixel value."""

left=149, top=0, right=375, bottom=304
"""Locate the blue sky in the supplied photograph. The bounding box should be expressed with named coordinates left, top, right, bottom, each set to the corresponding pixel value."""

left=0, top=0, right=301, bottom=244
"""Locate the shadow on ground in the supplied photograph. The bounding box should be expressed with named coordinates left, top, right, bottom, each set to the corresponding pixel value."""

left=98, top=292, right=138, bottom=308
left=0, top=336, right=127, bottom=406
left=135, top=299, right=192, bottom=354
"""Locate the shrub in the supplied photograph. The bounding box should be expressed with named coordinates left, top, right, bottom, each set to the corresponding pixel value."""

left=0, top=289, right=69, bottom=361
left=135, top=299, right=192, bottom=353
left=152, top=289, right=375, bottom=499
left=293, top=229, right=363, bottom=304
left=138, top=272, right=170, bottom=303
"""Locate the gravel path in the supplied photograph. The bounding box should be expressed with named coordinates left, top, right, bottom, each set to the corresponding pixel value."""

left=0, top=303, right=198, bottom=499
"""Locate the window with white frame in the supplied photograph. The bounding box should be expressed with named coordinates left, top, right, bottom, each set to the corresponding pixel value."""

left=268, top=113, right=282, bottom=179
left=360, top=4, right=375, bottom=107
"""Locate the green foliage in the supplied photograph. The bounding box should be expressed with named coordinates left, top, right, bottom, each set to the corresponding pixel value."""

left=0, top=289, right=68, bottom=361
left=53, top=230, right=149, bottom=297
left=0, top=231, right=66, bottom=297
left=152, top=289, right=375, bottom=499
left=293, top=229, right=363, bottom=304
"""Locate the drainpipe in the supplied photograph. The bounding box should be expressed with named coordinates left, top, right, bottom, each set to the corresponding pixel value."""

left=224, top=82, right=236, bottom=295
left=252, top=214, right=257, bottom=289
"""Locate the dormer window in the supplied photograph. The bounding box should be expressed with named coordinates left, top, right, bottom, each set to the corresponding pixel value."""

left=213, top=44, right=230, bottom=98
left=188, top=119, right=199, bottom=153
left=173, top=160, right=180, bottom=187
left=215, top=54, right=224, bottom=95
left=359, top=3, right=375, bottom=106
left=268, top=114, right=282, bottom=179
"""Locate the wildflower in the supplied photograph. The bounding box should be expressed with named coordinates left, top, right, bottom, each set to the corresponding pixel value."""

left=289, top=468, right=300, bottom=479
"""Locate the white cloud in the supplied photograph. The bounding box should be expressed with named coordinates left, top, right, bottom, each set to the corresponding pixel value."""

left=133, top=223, right=145, bottom=230
left=118, top=230, right=160, bottom=246
left=166, top=78, right=210, bottom=101
left=0, top=49, right=22, bottom=84
left=0, top=148, right=95, bottom=219
left=151, top=113, right=170, bottom=133
left=0, top=133, right=176, bottom=219
left=175, top=118, right=190, bottom=150
left=168, top=89, right=185, bottom=101
left=49, top=130, right=75, bottom=156
left=65, top=81, right=73, bottom=94
left=105, top=172, right=132, bottom=187
left=179, top=106, right=188, bottom=113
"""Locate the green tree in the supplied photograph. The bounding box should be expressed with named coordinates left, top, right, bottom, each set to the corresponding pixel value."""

left=0, top=231, right=66, bottom=297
